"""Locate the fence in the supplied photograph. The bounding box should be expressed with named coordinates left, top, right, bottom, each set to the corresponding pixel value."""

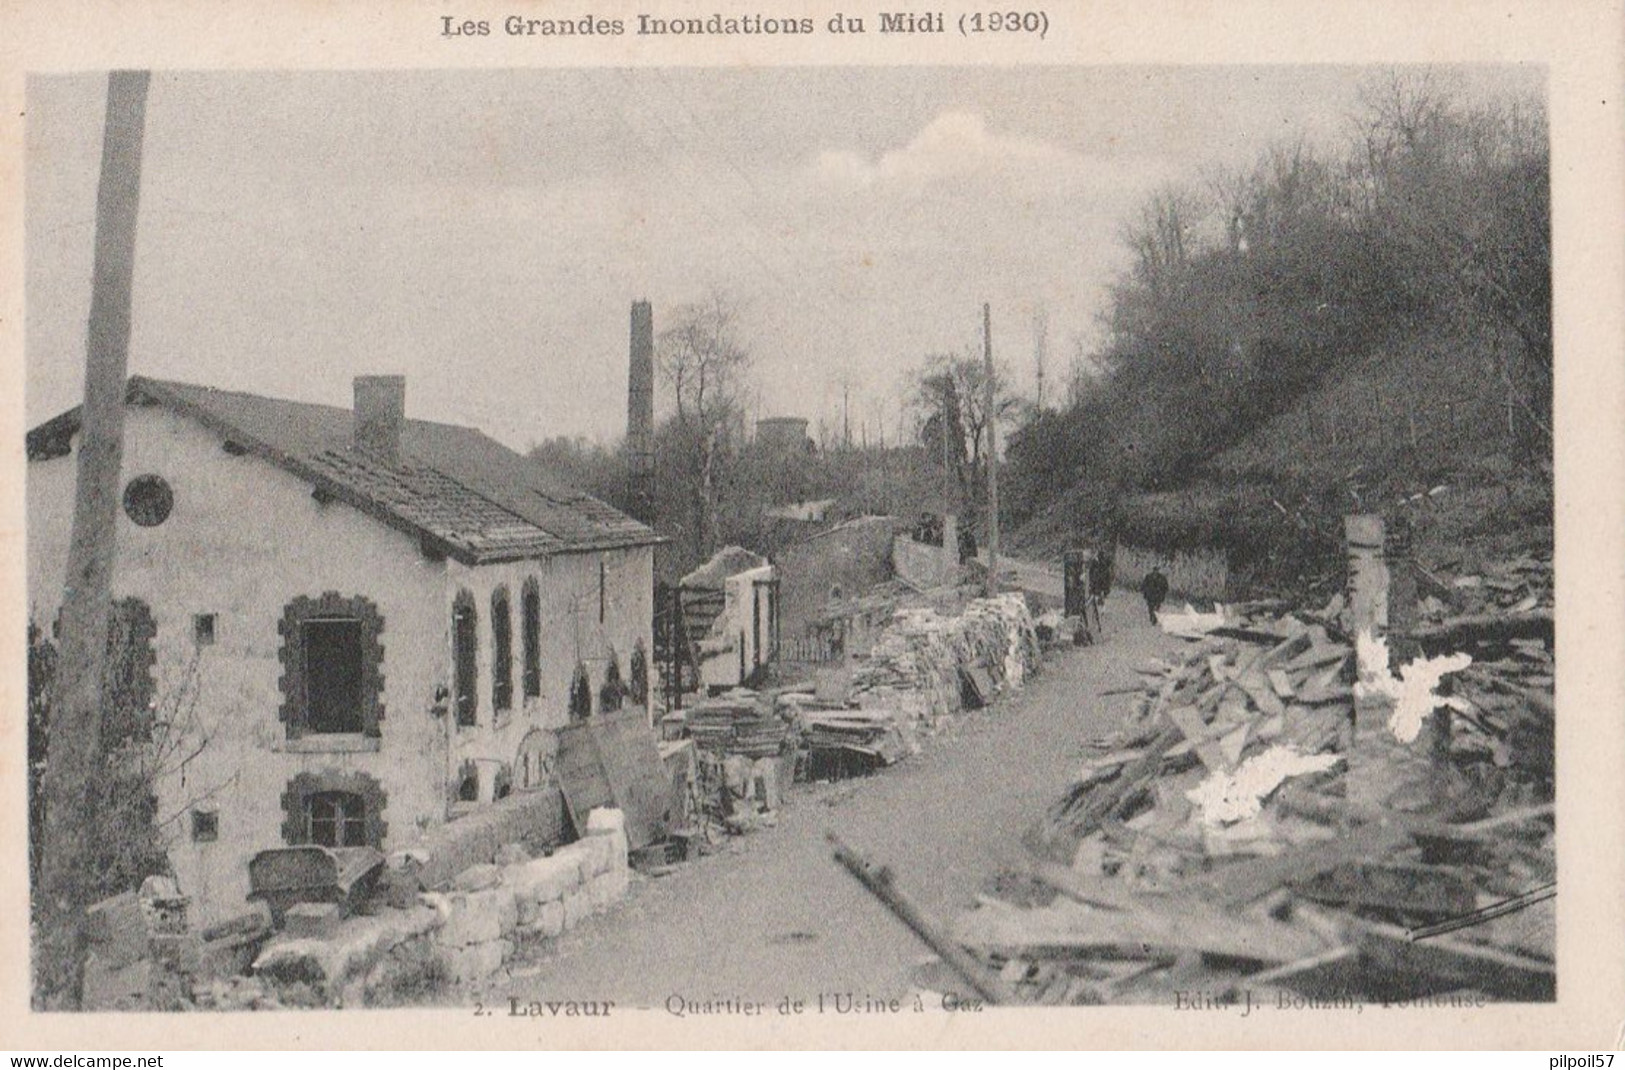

left=780, top=633, right=843, bottom=665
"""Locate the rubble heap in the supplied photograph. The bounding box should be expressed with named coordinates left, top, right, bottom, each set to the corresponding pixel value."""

left=780, top=593, right=1041, bottom=778
left=954, top=560, right=1554, bottom=1006
left=847, top=593, right=1042, bottom=723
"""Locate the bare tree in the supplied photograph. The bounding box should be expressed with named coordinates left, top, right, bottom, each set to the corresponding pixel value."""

left=657, top=291, right=753, bottom=558
left=1352, top=70, right=1551, bottom=446
left=912, top=350, right=1021, bottom=524
left=1119, top=184, right=1208, bottom=298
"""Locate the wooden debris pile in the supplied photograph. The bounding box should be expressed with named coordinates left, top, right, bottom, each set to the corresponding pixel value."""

left=799, top=708, right=916, bottom=767
left=1415, top=552, right=1554, bottom=791
left=681, top=690, right=792, bottom=758
left=664, top=690, right=795, bottom=836
left=962, top=581, right=1554, bottom=1006
left=783, top=594, right=1039, bottom=781
left=848, top=593, right=1041, bottom=723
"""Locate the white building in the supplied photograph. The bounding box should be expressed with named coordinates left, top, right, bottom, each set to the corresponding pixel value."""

left=26, top=375, right=660, bottom=926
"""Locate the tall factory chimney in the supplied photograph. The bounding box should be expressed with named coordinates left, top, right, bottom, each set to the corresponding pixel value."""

left=627, top=299, right=655, bottom=524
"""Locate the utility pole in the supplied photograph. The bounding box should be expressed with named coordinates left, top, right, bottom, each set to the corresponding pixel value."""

left=842, top=380, right=851, bottom=451
left=941, top=379, right=957, bottom=579
left=984, top=302, right=999, bottom=597
left=36, top=70, right=151, bottom=1010
left=1032, top=304, right=1048, bottom=412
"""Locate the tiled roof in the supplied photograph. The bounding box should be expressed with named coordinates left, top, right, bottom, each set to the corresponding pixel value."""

left=27, top=376, right=660, bottom=564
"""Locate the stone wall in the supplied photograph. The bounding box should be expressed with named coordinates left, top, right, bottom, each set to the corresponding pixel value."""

left=777, top=516, right=901, bottom=639
left=891, top=533, right=954, bottom=591
left=251, top=808, right=630, bottom=1006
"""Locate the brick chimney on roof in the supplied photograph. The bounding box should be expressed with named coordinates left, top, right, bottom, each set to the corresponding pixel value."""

left=354, top=375, right=406, bottom=463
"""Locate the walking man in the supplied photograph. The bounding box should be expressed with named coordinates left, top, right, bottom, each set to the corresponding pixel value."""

left=1140, top=565, right=1169, bottom=625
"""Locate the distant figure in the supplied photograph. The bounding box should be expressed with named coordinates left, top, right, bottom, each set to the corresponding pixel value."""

left=957, top=525, right=978, bottom=565
left=1087, top=552, right=1113, bottom=603
left=1086, top=551, right=1112, bottom=640
left=1140, top=565, right=1169, bottom=625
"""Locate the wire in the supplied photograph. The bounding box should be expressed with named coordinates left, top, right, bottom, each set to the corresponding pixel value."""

left=1406, top=880, right=1555, bottom=941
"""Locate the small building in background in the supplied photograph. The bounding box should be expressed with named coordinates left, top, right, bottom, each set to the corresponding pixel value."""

left=755, top=416, right=812, bottom=454
left=677, top=547, right=779, bottom=692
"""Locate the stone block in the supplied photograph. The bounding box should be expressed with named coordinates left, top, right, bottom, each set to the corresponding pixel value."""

left=139, top=875, right=181, bottom=900
left=597, top=828, right=630, bottom=869
left=388, top=791, right=569, bottom=891
left=471, top=886, right=519, bottom=937
left=83, top=954, right=153, bottom=1011
left=85, top=891, right=148, bottom=969
left=438, top=893, right=504, bottom=948
left=567, top=834, right=614, bottom=877
left=527, top=899, right=565, bottom=939
left=444, top=939, right=507, bottom=985
left=494, top=841, right=532, bottom=866
left=378, top=865, right=424, bottom=910
left=601, top=863, right=630, bottom=903
left=587, top=871, right=621, bottom=913
left=547, top=841, right=590, bottom=885
left=585, top=807, right=625, bottom=837
left=452, top=863, right=502, bottom=892
left=507, top=852, right=581, bottom=904
left=282, top=902, right=343, bottom=940
left=560, top=887, right=584, bottom=931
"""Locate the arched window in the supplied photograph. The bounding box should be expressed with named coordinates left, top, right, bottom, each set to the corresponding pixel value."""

left=455, top=759, right=480, bottom=803
left=491, top=586, right=513, bottom=713
left=516, top=728, right=555, bottom=791
left=452, top=590, right=478, bottom=727
left=521, top=577, right=541, bottom=700
left=628, top=640, right=649, bottom=707
left=568, top=662, right=592, bottom=723
left=599, top=650, right=625, bottom=713
left=307, top=791, right=367, bottom=847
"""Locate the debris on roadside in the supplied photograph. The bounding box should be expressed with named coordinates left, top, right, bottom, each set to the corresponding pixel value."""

left=945, top=551, right=1554, bottom=1006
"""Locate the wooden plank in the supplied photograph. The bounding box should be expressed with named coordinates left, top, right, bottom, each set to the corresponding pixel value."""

left=1191, top=822, right=1417, bottom=907
left=1351, top=918, right=1555, bottom=1000
left=556, top=722, right=615, bottom=840
left=1292, top=862, right=1478, bottom=919
left=956, top=894, right=1326, bottom=964
left=589, top=709, right=674, bottom=850
left=1164, top=704, right=1228, bottom=773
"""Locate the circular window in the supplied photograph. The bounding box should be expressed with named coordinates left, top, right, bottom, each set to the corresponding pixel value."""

left=122, top=475, right=174, bottom=527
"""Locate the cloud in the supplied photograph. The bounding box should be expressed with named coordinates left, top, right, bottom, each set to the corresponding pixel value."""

left=813, top=111, right=1079, bottom=191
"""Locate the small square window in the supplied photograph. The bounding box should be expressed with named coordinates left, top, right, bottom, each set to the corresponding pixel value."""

left=191, top=808, right=219, bottom=843
left=193, top=613, right=216, bottom=646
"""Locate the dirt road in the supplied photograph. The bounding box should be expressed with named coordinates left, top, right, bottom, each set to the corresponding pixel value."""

left=489, top=592, right=1182, bottom=1010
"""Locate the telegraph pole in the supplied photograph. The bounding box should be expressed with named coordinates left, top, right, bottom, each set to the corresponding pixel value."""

left=36, top=70, right=151, bottom=1009
left=984, top=302, right=999, bottom=597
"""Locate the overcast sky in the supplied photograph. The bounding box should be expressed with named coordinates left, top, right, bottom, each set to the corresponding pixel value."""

left=26, top=66, right=1541, bottom=449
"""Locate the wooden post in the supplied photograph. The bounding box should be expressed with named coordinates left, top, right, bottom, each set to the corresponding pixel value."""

left=983, top=302, right=999, bottom=597
left=36, top=70, right=151, bottom=1010
left=828, top=833, right=1014, bottom=1004
left=1345, top=513, right=1442, bottom=813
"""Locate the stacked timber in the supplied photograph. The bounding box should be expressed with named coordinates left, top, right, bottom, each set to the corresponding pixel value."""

left=801, top=709, right=915, bottom=766
left=960, top=566, right=1554, bottom=1006
left=787, top=594, right=1039, bottom=779
left=682, top=690, right=791, bottom=759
